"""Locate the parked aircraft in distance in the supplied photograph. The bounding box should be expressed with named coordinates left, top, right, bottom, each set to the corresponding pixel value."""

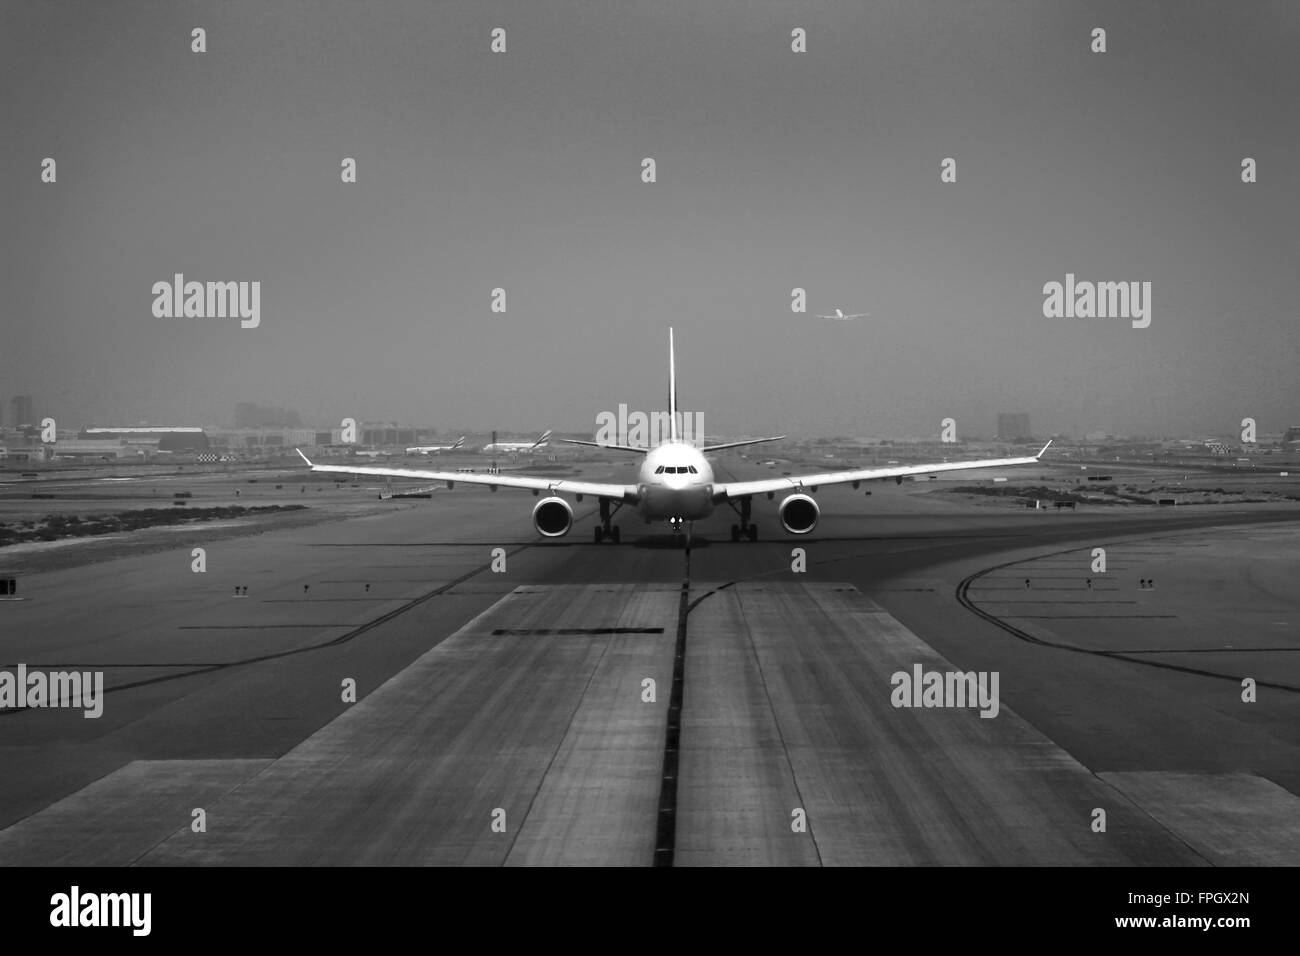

left=406, top=437, right=466, bottom=455
left=481, top=430, right=552, bottom=454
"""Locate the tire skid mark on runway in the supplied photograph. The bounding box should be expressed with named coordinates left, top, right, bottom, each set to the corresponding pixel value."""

left=177, top=623, right=360, bottom=628
left=652, top=544, right=692, bottom=866
left=956, top=539, right=1300, bottom=693
left=0, top=543, right=538, bottom=717
left=1011, top=614, right=1179, bottom=619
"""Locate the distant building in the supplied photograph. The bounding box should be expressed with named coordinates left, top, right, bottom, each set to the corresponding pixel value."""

left=10, top=395, right=34, bottom=428
left=996, top=413, right=1031, bottom=442
left=79, top=426, right=210, bottom=452
left=1285, top=425, right=1300, bottom=444
left=362, top=425, right=420, bottom=446
left=52, top=438, right=130, bottom=460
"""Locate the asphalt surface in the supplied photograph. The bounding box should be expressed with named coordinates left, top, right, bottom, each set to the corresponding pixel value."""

left=1, top=462, right=1297, bottom=865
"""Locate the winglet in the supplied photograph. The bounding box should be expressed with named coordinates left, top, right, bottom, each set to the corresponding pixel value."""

left=1035, top=440, right=1053, bottom=459
left=295, top=448, right=313, bottom=467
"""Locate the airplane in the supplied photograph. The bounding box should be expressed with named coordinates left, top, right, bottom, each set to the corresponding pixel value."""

left=480, top=430, right=552, bottom=454
left=405, top=437, right=466, bottom=455
left=296, top=329, right=1051, bottom=545
left=816, top=308, right=869, bottom=320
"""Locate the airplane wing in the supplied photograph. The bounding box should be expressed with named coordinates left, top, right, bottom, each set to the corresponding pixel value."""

left=712, top=441, right=1052, bottom=501
left=700, top=436, right=786, bottom=452
left=297, top=450, right=639, bottom=502
left=561, top=438, right=649, bottom=454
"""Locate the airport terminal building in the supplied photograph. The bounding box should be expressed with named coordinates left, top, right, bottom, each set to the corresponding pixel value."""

left=78, top=427, right=211, bottom=453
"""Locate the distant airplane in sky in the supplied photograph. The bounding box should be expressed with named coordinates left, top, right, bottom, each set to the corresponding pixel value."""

left=297, top=330, right=1049, bottom=545
left=816, top=308, right=869, bottom=320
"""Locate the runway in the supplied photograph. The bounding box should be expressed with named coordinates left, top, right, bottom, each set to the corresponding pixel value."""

left=2, top=465, right=1298, bottom=865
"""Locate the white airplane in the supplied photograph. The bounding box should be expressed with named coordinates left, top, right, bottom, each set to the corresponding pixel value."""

left=296, top=330, right=1050, bottom=544
left=405, top=437, right=466, bottom=455
left=481, top=430, right=552, bottom=454
left=816, top=308, right=869, bottom=320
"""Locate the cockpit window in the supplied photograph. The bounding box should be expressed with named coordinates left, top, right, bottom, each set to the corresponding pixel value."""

left=654, top=466, right=665, bottom=474
left=688, top=465, right=698, bottom=474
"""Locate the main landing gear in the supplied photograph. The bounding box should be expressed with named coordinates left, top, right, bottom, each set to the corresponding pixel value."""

left=728, top=497, right=758, bottom=542
left=594, top=498, right=622, bottom=544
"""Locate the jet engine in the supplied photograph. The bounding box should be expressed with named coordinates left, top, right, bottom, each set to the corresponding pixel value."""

left=778, top=493, right=819, bottom=534
left=532, top=496, right=574, bottom=537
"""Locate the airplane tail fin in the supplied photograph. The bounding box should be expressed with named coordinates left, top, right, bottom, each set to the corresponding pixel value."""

left=668, top=328, right=679, bottom=443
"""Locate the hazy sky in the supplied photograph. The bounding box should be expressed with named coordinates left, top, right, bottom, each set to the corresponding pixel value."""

left=3, top=0, right=1297, bottom=439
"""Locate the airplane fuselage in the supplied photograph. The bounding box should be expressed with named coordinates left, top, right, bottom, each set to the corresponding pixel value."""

left=635, top=441, right=715, bottom=521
